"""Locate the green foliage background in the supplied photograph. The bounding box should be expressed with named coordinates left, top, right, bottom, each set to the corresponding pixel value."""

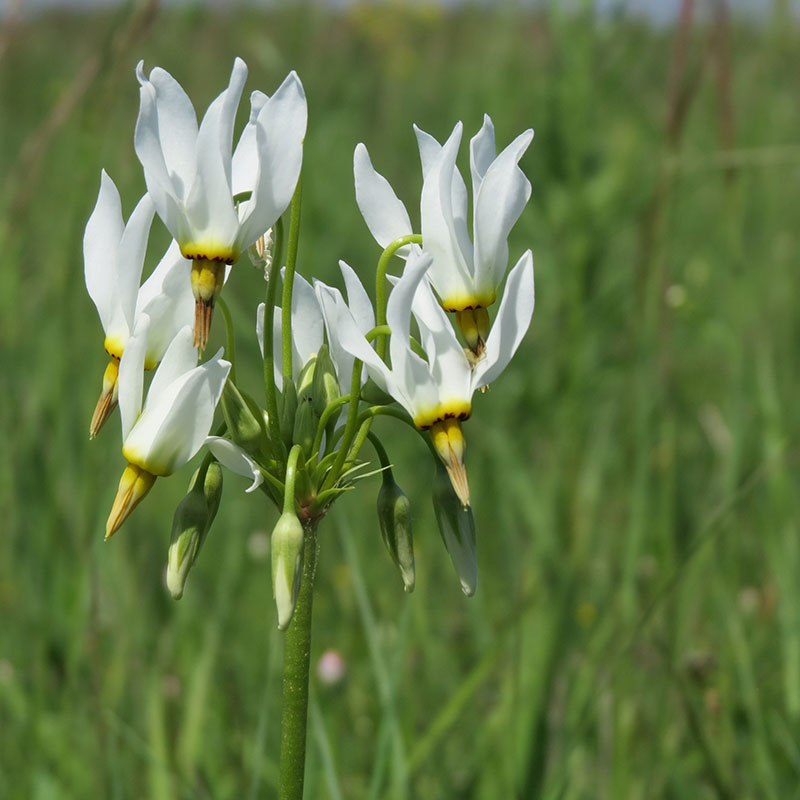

left=2, top=2, right=800, bottom=797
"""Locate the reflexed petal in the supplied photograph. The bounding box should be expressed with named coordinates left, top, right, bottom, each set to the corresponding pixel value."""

left=237, top=71, right=307, bottom=250
left=134, top=76, right=191, bottom=243
left=339, top=261, right=375, bottom=334
left=256, top=302, right=266, bottom=358
left=413, top=124, right=441, bottom=179
left=410, top=280, right=472, bottom=406
left=84, top=170, right=124, bottom=333
left=473, top=250, right=534, bottom=389
left=231, top=89, right=268, bottom=197
left=137, top=242, right=194, bottom=366
left=147, top=326, right=197, bottom=404
left=288, top=271, right=324, bottom=381
left=472, top=128, right=533, bottom=291
left=137, top=62, right=198, bottom=198
left=124, top=353, right=230, bottom=476
left=205, top=436, right=263, bottom=492
left=185, top=59, right=247, bottom=252
left=116, top=193, right=156, bottom=334
left=316, top=282, right=395, bottom=397
left=118, top=314, right=150, bottom=442
left=469, top=114, right=496, bottom=195
left=353, top=144, right=415, bottom=252
left=420, top=123, right=474, bottom=297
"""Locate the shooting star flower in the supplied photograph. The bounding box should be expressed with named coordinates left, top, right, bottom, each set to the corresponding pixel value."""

left=135, top=58, right=307, bottom=348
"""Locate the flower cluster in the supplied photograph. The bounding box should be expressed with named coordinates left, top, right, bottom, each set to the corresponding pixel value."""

left=86, top=58, right=534, bottom=627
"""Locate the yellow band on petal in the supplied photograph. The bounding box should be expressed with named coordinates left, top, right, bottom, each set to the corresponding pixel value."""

left=413, top=400, right=472, bottom=431
left=439, top=290, right=496, bottom=314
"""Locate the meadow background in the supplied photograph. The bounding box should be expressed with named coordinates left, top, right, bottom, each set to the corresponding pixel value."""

left=2, top=0, right=800, bottom=797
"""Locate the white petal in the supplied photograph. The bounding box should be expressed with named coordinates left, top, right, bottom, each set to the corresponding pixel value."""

left=84, top=170, right=123, bottom=333
left=134, top=74, right=191, bottom=243
left=419, top=123, right=475, bottom=300
left=256, top=302, right=266, bottom=358
left=316, top=282, right=397, bottom=398
left=124, top=353, right=230, bottom=476
left=205, top=436, right=263, bottom=492
left=116, top=193, right=155, bottom=334
left=410, top=280, right=472, bottom=406
left=339, top=260, right=375, bottom=334
left=413, top=124, right=442, bottom=179
left=147, top=326, right=197, bottom=404
left=473, top=128, right=533, bottom=292
left=117, top=314, right=150, bottom=442
left=231, top=89, right=268, bottom=197
left=237, top=71, right=307, bottom=251
left=137, top=242, right=194, bottom=366
left=473, top=250, right=534, bottom=388
left=288, top=270, right=324, bottom=381
left=469, top=114, right=496, bottom=193
left=353, top=143, right=414, bottom=252
left=184, top=59, right=247, bottom=253
left=136, top=61, right=198, bottom=199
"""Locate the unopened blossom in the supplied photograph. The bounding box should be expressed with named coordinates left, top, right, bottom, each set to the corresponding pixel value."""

left=135, top=58, right=307, bottom=348
left=84, top=170, right=193, bottom=437
left=106, top=322, right=230, bottom=538
left=318, top=250, right=534, bottom=507
left=354, top=115, right=532, bottom=354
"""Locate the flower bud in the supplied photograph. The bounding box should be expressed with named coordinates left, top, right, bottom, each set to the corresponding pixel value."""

left=432, top=461, right=477, bottom=596
left=292, top=396, right=319, bottom=458
left=271, top=511, right=305, bottom=630
left=166, top=462, right=223, bottom=599
left=220, top=381, right=266, bottom=456
left=311, top=345, right=340, bottom=419
left=296, top=354, right=317, bottom=398
left=377, top=472, right=415, bottom=592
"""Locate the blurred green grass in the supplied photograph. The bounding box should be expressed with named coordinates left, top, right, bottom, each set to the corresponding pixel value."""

left=2, top=1, right=800, bottom=797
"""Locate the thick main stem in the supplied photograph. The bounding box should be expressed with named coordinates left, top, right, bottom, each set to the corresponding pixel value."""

left=278, top=522, right=319, bottom=800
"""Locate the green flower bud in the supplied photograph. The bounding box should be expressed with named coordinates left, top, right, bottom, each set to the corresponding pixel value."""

left=377, top=472, right=415, bottom=593
left=311, top=345, right=340, bottom=419
left=221, top=381, right=266, bottom=456
left=293, top=395, right=319, bottom=458
left=296, top=354, right=317, bottom=398
left=432, top=461, right=477, bottom=596
left=166, top=462, right=223, bottom=600
left=271, top=511, right=305, bottom=630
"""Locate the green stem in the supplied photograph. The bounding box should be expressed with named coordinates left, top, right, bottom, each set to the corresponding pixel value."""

left=375, top=234, right=422, bottom=360
left=321, top=358, right=363, bottom=492
left=264, top=218, right=284, bottom=444
left=216, top=297, right=237, bottom=385
left=282, top=176, right=304, bottom=387
left=278, top=521, right=319, bottom=800
left=311, top=395, right=351, bottom=460
left=283, top=444, right=303, bottom=513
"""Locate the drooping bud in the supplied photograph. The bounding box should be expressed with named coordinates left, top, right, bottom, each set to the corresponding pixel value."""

left=455, top=307, right=490, bottom=357
left=430, top=418, right=470, bottom=507
left=90, top=357, right=120, bottom=438
left=106, top=463, right=158, bottom=539
left=271, top=511, right=306, bottom=630
left=221, top=381, right=266, bottom=456
left=377, top=470, right=415, bottom=592
left=432, top=461, right=477, bottom=596
left=311, top=345, right=340, bottom=419
left=166, top=461, right=223, bottom=599
left=190, top=257, right=227, bottom=349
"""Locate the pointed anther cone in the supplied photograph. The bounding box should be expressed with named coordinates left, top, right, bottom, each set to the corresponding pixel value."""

left=106, top=463, right=157, bottom=539
left=431, top=418, right=470, bottom=508
left=190, top=258, right=228, bottom=350
left=89, top=357, right=120, bottom=439
left=193, top=299, right=214, bottom=350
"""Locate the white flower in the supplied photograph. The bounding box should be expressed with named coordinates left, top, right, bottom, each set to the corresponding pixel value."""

left=354, top=115, right=532, bottom=351
left=135, top=58, right=306, bottom=264
left=84, top=170, right=194, bottom=436
left=135, top=58, right=307, bottom=347
left=317, top=250, right=534, bottom=506
left=106, top=322, right=230, bottom=538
